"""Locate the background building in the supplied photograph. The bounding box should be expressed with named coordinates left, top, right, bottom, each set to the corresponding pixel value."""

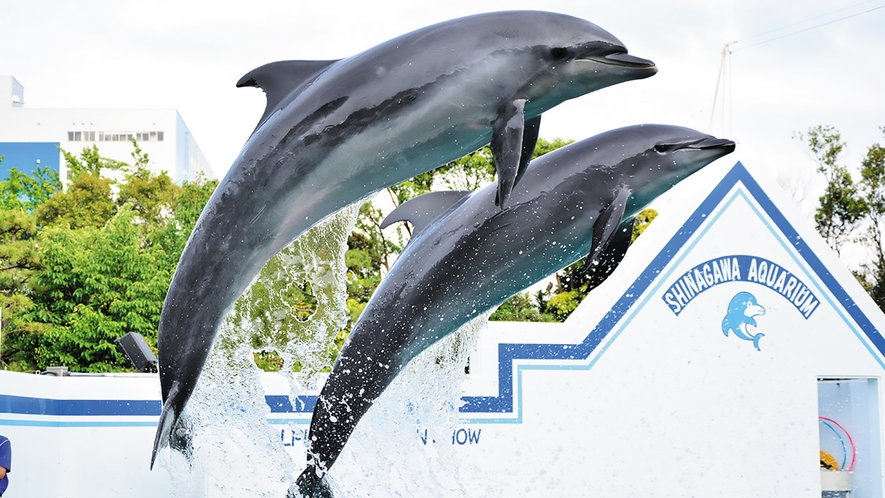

left=0, top=75, right=214, bottom=184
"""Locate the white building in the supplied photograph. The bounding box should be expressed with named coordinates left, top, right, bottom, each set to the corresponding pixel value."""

left=0, top=75, right=214, bottom=184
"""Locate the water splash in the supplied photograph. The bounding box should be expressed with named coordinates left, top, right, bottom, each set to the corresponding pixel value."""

left=163, top=202, right=488, bottom=496
left=229, top=203, right=360, bottom=393
left=326, top=313, right=488, bottom=497
left=165, top=205, right=359, bottom=497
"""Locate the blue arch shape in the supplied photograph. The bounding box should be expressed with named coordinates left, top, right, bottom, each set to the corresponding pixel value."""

left=661, top=255, right=820, bottom=319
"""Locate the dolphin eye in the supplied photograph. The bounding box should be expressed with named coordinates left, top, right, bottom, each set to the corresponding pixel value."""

left=551, top=47, right=569, bottom=59
left=654, top=142, right=682, bottom=153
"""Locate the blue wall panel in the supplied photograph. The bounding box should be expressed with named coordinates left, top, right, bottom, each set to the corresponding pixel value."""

left=0, top=142, right=60, bottom=178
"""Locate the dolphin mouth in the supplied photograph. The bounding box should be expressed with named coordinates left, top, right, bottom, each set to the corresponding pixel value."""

left=597, top=52, right=657, bottom=70
left=574, top=42, right=657, bottom=72
left=690, top=137, right=736, bottom=152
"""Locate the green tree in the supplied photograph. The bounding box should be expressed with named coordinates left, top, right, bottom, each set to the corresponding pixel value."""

left=14, top=206, right=170, bottom=371
left=854, top=128, right=885, bottom=308
left=490, top=291, right=556, bottom=322
left=61, top=144, right=128, bottom=179
left=0, top=163, right=61, bottom=212
left=1, top=143, right=217, bottom=371
left=0, top=156, right=58, bottom=369
left=805, top=126, right=885, bottom=312
left=36, top=173, right=116, bottom=229
left=801, top=126, right=866, bottom=256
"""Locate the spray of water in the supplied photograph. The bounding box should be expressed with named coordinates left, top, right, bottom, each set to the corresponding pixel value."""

left=163, top=201, right=488, bottom=496
left=165, top=205, right=358, bottom=496
left=326, top=313, right=488, bottom=497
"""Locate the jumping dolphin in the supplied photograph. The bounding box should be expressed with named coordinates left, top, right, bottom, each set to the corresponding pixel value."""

left=296, top=125, right=735, bottom=496
left=152, top=11, right=657, bottom=465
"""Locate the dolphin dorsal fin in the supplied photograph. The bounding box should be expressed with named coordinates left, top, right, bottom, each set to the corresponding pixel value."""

left=236, top=60, right=340, bottom=132
left=381, top=191, right=472, bottom=238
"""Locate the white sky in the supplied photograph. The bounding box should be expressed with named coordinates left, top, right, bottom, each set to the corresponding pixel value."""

left=1, top=0, right=883, bottom=219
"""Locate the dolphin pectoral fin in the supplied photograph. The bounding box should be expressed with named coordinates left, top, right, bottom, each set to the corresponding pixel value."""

left=586, top=187, right=631, bottom=267
left=491, top=99, right=528, bottom=208
left=516, top=115, right=542, bottom=186
left=381, top=190, right=472, bottom=239
left=237, top=60, right=341, bottom=131
left=581, top=217, right=634, bottom=291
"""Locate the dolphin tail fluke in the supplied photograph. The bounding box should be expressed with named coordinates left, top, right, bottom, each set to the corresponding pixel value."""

left=151, top=400, right=194, bottom=469
left=292, top=467, right=333, bottom=498
left=151, top=401, right=175, bottom=469
left=751, top=333, right=765, bottom=351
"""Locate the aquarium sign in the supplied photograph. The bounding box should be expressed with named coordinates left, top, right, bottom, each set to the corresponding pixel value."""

left=660, top=255, right=819, bottom=319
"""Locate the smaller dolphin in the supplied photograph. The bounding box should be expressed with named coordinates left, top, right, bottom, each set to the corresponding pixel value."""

left=722, top=291, right=766, bottom=350
left=295, top=125, right=735, bottom=496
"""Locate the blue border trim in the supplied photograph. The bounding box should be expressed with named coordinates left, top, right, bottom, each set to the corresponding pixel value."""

left=0, top=394, right=318, bottom=418
left=459, top=161, right=885, bottom=420
left=0, top=394, right=160, bottom=416
left=0, top=419, right=158, bottom=428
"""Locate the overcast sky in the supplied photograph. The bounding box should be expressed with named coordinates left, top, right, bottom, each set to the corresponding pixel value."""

left=1, top=0, right=883, bottom=216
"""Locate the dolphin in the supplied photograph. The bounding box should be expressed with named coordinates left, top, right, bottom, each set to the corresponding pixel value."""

left=722, top=291, right=766, bottom=350
left=152, top=10, right=657, bottom=465
left=295, top=125, right=735, bottom=495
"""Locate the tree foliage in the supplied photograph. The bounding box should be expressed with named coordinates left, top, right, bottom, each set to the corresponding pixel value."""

left=0, top=163, right=61, bottom=212
left=801, top=126, right=867, bottom=255
left=0, top=143, right=217, bottom=371
left=0, top=135, right=663, bottom=372
left=805, top=125, right=885, bottom=311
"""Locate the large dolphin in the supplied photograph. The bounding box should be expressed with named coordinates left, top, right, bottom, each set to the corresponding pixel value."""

left=153, top=11, right=656, bottom=465
left=296, top=125, right=735, bottom=496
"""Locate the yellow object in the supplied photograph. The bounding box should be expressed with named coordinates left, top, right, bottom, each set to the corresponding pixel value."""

left=820, top=450, right=839, bottom=471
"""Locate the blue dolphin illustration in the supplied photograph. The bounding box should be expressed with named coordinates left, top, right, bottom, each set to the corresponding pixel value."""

left=295, top=125, right=735, bottom=496
left=722, top=291, right=766, bottom=351
left=152, top=11, right=658, bottom=466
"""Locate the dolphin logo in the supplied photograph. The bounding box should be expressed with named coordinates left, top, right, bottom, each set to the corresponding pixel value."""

left=152, top=11, right=657, bottom=467
left=722, top=291, right=766, bottom=351
left=294, top=125, right=735, bottom=495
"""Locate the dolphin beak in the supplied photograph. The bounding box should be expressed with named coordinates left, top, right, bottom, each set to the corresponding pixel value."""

left=691, top=137, right=736, bottom=153
left=574, top=42, right=657, bottom=77
left=601, top=52, right=657, bottom=71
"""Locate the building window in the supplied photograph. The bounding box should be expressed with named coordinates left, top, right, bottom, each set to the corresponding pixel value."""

left=69, top=131, right=96, bottom=141
left=98, top=131, right=164, bottom=142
